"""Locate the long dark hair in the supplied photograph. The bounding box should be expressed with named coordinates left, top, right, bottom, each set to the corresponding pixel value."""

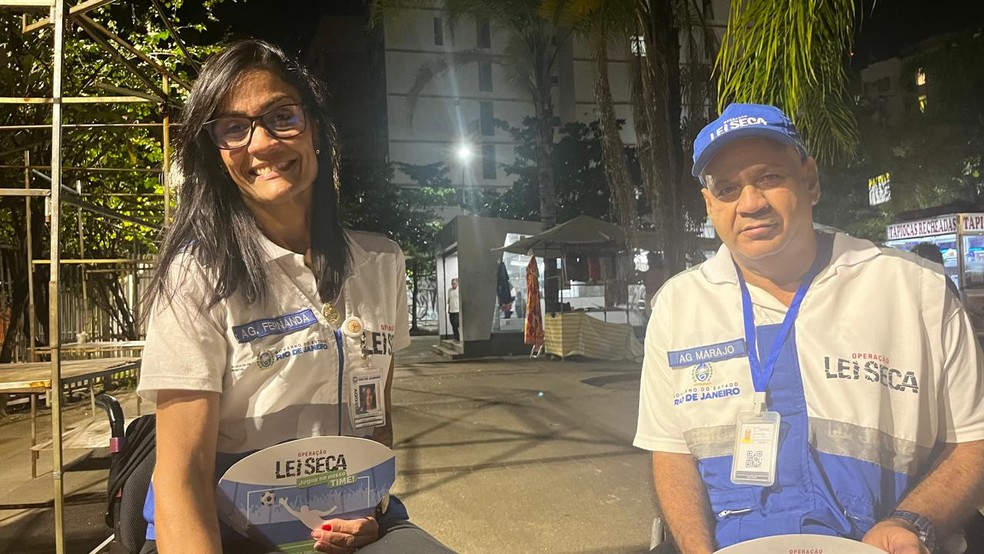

left=145, top=40, right=350, bottom=311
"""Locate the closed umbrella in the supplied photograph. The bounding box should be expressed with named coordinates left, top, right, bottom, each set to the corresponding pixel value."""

left=524, top=257, right=544, bottom=357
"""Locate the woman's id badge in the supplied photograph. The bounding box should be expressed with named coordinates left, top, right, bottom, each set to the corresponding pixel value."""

left=730, top=409, right=780, bottom=486
left=349, top=366, right=385, bottom=430
left=341, top=316, right=386, bottom=430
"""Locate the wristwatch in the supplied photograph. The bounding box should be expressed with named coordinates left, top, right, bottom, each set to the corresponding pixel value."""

left=887, top=509, right=937, bottom=553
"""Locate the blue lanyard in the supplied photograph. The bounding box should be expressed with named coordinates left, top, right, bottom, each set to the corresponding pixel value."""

left=735, top=246, right=828, bottom=394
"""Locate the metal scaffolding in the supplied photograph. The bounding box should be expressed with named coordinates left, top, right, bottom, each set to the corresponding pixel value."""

left=0, top=1, right=194, bottom=551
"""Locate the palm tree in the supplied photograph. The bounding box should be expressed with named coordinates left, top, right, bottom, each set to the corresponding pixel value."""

left=716, top=0, right=859, bottom=163
left=543, top=0, right=638, bottom=236
left=550, top=0, right=718, bottom=272
left=369, top=0, right=573, bottom=310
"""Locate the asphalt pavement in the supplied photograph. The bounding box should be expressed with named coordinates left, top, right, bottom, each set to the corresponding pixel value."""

left=0, top=336, right=655, bottom=553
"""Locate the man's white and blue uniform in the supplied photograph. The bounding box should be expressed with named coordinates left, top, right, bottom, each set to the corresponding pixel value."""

left=634, top=232, right=984, bottom=548
left=137, top=230, right=411, bottom=541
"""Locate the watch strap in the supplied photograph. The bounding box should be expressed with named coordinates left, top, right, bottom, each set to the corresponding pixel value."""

left=887, top=509, right=937, bottom=553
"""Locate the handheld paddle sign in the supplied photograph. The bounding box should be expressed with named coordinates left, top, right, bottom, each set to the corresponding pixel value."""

left=216, top=436, right=395, bottom=553
left=715, top=534, right=886, bottom=553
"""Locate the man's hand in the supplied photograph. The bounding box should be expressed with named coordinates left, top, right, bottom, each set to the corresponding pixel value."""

left=862, top=519, right=930, bottom=554
left=310, top=517, right=380, bottom=553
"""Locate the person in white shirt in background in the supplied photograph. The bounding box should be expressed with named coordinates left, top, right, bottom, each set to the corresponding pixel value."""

left=447, top=278, right=460, bottom=342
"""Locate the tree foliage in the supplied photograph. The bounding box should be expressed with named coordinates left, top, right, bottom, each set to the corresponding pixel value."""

left=549, top=0, right=717, bottom=272
left=815, top=30, right=984, bottom=243
left=337, top=158, right=463, bottom=333
left=883, top=34, right=984, bottom=211
left=339, top=159, right=457, bottom=264
left=716, top=0, right=859, bottom=163
left=489, top=118, right=639, bottom=223
left=0, top=1, right=228, bottom=358
left=542, top=0, right=638, bottom=230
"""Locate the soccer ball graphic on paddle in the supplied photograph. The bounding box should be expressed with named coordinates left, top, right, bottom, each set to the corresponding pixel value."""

left=259, top=491, right=276, bottom=507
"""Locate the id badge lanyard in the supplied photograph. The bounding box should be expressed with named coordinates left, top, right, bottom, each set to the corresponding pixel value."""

left=340, top=294, right=387, bottom=432
left=334, top=321, right=385, bottom=434
left=730, top=251, right=825, bottom=486
left=334, top=329, right=345, bottom=434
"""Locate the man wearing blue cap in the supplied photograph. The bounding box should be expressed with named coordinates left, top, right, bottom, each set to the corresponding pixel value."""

left=634, top=103, right=984, bottom=554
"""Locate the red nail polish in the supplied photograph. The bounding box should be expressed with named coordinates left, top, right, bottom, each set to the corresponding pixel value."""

left=321, top=523, right=332, bottom=531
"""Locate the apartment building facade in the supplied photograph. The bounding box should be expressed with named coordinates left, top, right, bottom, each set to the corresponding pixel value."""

left=381, top=2, right=730, bottom=195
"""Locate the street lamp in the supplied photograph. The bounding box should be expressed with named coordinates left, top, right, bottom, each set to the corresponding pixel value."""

left=455, top=142, right=473, bottom=163
left=455, top=142, right=473, bottom=210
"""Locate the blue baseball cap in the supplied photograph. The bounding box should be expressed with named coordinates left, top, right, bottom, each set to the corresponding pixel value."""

left=691, top=103, right=807, bottom=179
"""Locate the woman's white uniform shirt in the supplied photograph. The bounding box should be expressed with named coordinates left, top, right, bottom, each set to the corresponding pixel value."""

left=138, top=230, right=410, bottom=454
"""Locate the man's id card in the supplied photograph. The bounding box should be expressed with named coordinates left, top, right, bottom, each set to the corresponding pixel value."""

left=350, top=367, right=385, bottom=430
left=730, top=410, right=780, bottom=486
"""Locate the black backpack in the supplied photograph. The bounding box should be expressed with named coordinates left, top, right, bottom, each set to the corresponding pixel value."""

left=98, top=394, right=156, bottom=554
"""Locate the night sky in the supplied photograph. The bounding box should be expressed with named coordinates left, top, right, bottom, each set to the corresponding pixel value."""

left=188, top=0, right=984, bottom=69
left=853, top=0, right=984, bottom=65
left=154, top=0, right=984, bottom=110
left=213, top=0, right=361, bottom=57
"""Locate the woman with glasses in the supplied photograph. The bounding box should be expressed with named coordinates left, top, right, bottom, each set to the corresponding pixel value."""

left=137, top=40, right=455, bottom=554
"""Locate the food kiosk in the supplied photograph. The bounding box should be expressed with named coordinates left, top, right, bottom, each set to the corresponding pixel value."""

left=884, top=212, right=984, bottom=330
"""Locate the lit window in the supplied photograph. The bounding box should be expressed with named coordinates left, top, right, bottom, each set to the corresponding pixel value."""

left=916, top=68, right=926, bottom=87
left=919, top=94, right=928, bottom=113
left=631, top=35, right=646, bottom=56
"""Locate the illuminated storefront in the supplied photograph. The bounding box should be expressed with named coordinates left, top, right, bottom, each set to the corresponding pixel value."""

left=885, top=212, right=984, bottom=329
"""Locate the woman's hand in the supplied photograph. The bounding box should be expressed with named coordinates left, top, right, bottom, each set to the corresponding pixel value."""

left=310, top=517, right=380, bottom=553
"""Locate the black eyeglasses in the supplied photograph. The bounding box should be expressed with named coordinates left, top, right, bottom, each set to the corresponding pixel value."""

left=204, top=103, right=307, bottom=150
